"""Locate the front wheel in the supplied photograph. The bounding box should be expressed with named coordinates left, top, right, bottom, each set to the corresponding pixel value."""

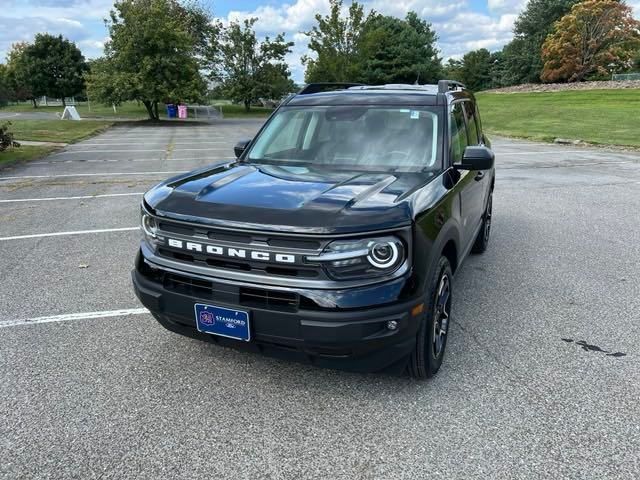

left=408, top=256, right=453, bottom=379
left=472, top=190, right=493, bottom=254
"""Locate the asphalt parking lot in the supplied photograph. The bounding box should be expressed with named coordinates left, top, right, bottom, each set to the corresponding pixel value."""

left=1, top=120, right=639, bottom=479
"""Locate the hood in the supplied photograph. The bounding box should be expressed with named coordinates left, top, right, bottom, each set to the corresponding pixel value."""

left=144, top=162, right=437, bottom=234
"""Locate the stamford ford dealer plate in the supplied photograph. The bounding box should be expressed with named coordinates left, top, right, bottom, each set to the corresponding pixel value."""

left=194, top=304, right=250, bottom=341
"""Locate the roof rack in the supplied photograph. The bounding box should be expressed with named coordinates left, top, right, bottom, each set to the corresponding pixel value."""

left=298, top=82, right=365, bottom=95
left=350, top=84, right=438, bottom=92
left=437, top=80, right=466, bottom=93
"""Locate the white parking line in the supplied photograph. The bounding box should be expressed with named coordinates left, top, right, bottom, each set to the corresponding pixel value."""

left=92, top=137, right=230, bottom=141
left=0, top=192, right=143, bottom=203
left=54, top=149, right=164, bottom=154
left=29, top=157, right=223, bottom=164
left=81, top=141, right=228, bottom=146
left=0, top=227, right=139, bottom=241
left=55, top=148, right=226, bottom=155
left=501, top=150, right=590, bottom=155
left=0, top=308, right=149, bottom=328
left=0, top=171, right=187, bottom=180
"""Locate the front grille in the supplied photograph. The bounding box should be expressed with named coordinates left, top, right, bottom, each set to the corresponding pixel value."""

left=155, top=220, right=330, bottom=281
left=239, top=287, right=299, bottom=309
left=159, top=271, right=300, bottom=311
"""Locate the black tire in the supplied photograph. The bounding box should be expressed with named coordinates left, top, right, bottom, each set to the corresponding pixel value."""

left=471, top=190, right=493, bottom=254
left=408, top=256, right=453, bottom=379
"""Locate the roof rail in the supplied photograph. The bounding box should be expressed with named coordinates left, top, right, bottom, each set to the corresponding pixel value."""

left=437, top=80, right=466, bottom=93
left=298, top=82, right=365, bottom=95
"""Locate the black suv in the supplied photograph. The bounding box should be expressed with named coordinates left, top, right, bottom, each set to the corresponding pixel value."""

left=132, top=81, right=495, bottom=379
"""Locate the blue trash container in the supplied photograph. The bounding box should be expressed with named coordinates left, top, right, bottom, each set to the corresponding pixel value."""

left=166, top=104, right=177, bottom=118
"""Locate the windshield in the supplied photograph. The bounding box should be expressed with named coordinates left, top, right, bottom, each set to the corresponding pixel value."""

left=246, top=106, right=442, bottom=172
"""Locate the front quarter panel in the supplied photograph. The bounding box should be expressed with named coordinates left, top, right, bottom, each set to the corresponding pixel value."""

left=410, top=170, right=463, bottom=292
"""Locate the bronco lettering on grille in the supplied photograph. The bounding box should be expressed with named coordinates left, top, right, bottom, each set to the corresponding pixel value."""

left=166, top=238, right=296, bottom=264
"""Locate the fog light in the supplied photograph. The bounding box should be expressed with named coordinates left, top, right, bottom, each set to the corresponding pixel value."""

left=386, top=320, right=398, bottom=331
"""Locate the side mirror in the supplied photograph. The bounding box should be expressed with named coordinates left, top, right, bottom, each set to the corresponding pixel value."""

left=234, top=139, right=251, bottom=158
left=456, top=146, right=494, bottom=170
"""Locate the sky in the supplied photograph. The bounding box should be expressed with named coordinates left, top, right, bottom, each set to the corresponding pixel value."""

left=2, top=0, right=640, bottom=82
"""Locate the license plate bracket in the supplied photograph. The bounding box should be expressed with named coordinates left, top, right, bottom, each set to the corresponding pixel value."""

left=194, top=303, right=250, bottom=341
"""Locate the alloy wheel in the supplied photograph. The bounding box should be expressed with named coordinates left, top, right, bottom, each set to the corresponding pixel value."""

left=432, top=273, right=451, bottom=359
left=484, top=193, right=493, bottom=243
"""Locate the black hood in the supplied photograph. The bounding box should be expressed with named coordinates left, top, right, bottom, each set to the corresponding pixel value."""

left=144, top=162, right=437, bottom=234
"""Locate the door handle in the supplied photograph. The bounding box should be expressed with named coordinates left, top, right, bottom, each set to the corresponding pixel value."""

left=475, top=171, right=485, bottom=181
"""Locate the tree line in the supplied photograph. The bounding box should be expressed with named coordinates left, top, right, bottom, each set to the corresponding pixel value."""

left=445, top=0, right=640, bottom=90
left=1, top=0, right=639, bottom=119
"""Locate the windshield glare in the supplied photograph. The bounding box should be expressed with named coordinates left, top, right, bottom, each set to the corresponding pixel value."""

left=247, top=106, right=441, bottom=171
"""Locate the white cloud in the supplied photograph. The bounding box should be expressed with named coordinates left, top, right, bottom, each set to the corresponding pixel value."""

left=220, top=0, right=523, bottom=80
left=0, top=0, right=113, bottom=61
left=369, top=0, right=466, bottom=21
left=436, top=11, right=517, bottom=58
left=487, top=0, right=526, bottom=15
left=4, top=0, right=638, bottom=82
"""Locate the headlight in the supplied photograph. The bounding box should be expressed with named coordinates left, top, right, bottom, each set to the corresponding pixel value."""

left=142, top=214, right=157, bottom=238
left=307, top=236, right=405, bottom=280
left=140, top=209, right=159, bottom=247
left=368, top=241, right=400, bottom=268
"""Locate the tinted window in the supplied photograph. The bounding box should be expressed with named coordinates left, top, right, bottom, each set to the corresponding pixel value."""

left=254, top=110, right=309, bottom=156
left=450, top=103, right=468, bottom=164
left=462, top=101, right=480, bottom=145
left=474, top=102, right=484, bottom=141
left=248, top=106, right=442, bottom=172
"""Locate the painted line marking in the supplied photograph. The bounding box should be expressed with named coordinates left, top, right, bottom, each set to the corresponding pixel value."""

left=0, top=192, right=143, bottom=203
left=55, top=148, right=226, bottom=154
left=91, top=137, right=230, bottom=140
left=29, top=157, right=223, bottom=164
left=0, top=171, right=187, bottom=180
left=81, top=141, right=228, bottom=146
left=501, top=150, right=592, bottom=155
left=0, top=227, right=139, bottom=241
left=0, top=308, right=149, bottom=328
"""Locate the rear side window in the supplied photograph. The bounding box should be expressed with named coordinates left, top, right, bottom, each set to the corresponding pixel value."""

left=462, top=101, right=480, bottom=145
left=450, top=103, right=468, bottom=163
left=474, top=103, right=484, bottom=141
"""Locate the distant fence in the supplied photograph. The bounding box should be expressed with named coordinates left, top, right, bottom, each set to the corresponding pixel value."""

left=612, top=73, right=640, bottom=81
left=37, top=96, right=77, bottom=107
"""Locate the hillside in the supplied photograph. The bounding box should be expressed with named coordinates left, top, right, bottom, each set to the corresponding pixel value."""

left=476, top=89, right=640, bottom=147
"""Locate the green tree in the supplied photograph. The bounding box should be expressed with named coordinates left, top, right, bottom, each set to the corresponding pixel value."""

left=302, top=0, right=374, bottom=82
left=86, top=0, right=211, bottom=120
left=210, top=18, right=294, bottom=111
left=501, top=0, right=579, bottom=85
left=443, top=58, right=464, bottom=82
left=633, top=50, right=640, bottom=72
left=359, top=12, right=441, bottom=84
left=541, top=0, right=640, bottom=82
left=488, top=51, right=507, bottom=88
left=5, top=42, right=37, bottom=106
left=458, top=48, right=492, bottom=91
left=0, top=65, right=10, bottom=106
left=21, top=34, right=87, bottom=106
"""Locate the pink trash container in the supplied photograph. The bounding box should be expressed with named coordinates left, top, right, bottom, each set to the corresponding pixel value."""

left=178, top=105, right=188, bottom=119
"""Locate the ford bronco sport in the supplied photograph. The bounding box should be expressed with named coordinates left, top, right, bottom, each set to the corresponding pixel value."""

left=132, top=80, right=495, bottom=379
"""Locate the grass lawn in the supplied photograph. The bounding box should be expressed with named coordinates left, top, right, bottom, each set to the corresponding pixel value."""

left=0, top=101, right=150, bottom=119
left=8, top=120, right=113, bottom=143
left=2, top=101, right=274, bottom=119
left=216, top=104, right=274, bottom=118
left=0, top=145, right=57, bottom=167
left=476, top=89, right=640, bottom=147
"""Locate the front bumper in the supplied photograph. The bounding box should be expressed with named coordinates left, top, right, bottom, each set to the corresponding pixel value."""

left=132, top=253, right=423, bottom=374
